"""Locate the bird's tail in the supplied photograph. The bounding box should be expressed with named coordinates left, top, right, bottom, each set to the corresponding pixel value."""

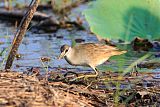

left=111, top=50, right=127, bottom=56
left=120, top=50, right=127, bottom=54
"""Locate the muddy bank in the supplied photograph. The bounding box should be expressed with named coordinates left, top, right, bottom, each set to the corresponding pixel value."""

left=0, top=70, right=159, bottom=107
left=0, top=70, right=105, bottom=107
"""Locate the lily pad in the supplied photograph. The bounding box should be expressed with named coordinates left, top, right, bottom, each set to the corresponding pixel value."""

left=84, top=0, right=160, bottom=42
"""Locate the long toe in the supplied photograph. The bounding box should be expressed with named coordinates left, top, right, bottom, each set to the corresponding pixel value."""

left=71, top=74, right=98, bottom=81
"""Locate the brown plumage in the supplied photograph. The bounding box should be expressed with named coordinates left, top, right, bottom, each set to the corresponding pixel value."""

left=58, top=43, right=127, bottom=77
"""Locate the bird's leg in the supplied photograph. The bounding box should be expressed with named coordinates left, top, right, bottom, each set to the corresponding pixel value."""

left=94, top=68, right=99, bottom=76
left=72, top=67, right=99, bottom=80
left=131, top=65, right=139, bottom=76
left=135, top=65, right=139, bottom=76
left=83, top=67, right=99, bottom=78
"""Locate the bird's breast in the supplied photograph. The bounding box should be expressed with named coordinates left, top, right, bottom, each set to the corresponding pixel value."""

left=64, top=55, right=88, bottom=66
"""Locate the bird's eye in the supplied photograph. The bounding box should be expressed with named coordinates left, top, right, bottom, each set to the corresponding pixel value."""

left=65, top=49, right=68, bottom=53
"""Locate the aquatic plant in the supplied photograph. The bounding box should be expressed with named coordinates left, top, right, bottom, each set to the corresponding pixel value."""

left=83, top=0, right=160, bottom=42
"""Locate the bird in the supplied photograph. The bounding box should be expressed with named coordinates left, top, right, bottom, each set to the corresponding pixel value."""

left=58, top=43, right=127, bottom=78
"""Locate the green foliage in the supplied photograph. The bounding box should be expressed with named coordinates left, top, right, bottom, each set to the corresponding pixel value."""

left=83, top=0, right=160, bottom=42
left=71, top=39, right=76, bottom=47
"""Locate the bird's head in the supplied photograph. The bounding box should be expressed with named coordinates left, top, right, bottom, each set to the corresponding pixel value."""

left=58, top=44, right=70, bottom=59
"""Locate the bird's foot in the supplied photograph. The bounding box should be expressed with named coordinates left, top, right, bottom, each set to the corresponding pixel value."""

left=70, top=73, right=99, bottom=81
left=79, top=74, right=98, bottom=79
left=131, top=68, right=139, bottom=77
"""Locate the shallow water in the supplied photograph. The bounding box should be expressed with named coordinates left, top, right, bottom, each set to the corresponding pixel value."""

left=0, top=24, right=160, bottom=76
left=0, top=24, right=98, bottom=71
left=0, top=0, right=160, bottom=82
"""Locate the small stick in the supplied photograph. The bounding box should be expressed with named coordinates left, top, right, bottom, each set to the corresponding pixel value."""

left=5, top=0, right=40, bottom=69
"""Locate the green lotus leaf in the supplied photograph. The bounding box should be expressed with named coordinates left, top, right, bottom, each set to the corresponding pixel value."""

left=83, top=0, right=160, bottom=42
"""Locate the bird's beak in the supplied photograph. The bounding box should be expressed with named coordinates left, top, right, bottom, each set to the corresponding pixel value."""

left=58, top=51, right=65, bottom=59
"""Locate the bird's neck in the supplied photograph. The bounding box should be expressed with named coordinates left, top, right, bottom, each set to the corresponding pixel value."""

left=64, top=47, right=75, bottom=65
left=65, top=47, right=73, bottom=59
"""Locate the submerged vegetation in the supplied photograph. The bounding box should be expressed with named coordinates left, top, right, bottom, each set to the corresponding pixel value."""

left=0, top=0, right=159, bottom=106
